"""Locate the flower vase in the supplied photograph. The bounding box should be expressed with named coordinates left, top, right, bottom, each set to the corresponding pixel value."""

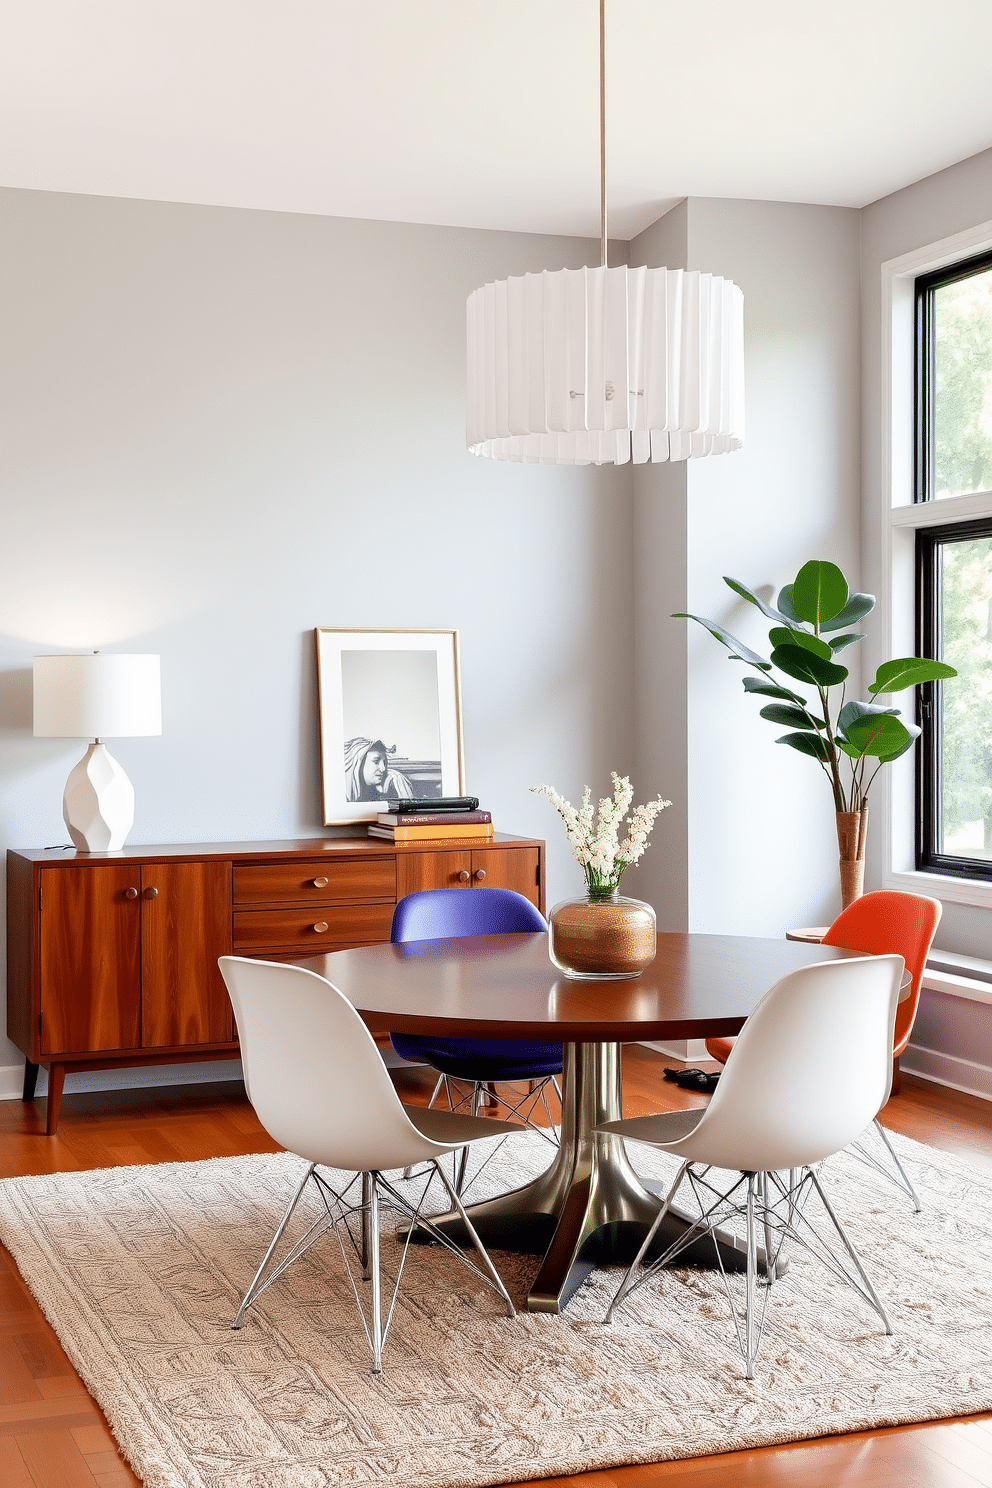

left=549, top=888, right=657, bottom=980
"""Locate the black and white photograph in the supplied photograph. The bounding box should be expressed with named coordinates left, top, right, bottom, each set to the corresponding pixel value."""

left=315, top=628, right=464, bottom=823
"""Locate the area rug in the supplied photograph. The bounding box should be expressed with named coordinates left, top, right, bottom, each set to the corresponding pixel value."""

left=0, top=1130, right=990, bottom=1488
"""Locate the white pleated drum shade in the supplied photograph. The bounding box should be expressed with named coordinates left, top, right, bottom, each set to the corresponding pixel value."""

left=33, top=654, right=162, bottom=738
left=466, top=264, right=745, bottom=466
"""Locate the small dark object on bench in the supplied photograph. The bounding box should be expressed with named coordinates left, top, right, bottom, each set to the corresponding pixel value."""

left=663, top=1067, right=721, bottom=1093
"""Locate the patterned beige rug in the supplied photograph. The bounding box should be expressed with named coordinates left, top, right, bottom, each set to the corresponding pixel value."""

left=0, top=1130, right=990, bottom=1488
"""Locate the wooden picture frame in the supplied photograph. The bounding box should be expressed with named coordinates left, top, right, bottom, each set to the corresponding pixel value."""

left=315, top=628, right=465, bottom=825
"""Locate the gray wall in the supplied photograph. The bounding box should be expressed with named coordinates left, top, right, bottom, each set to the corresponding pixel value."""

left=0, top=188, right=635, bottom=1082
left=628, top=197, right=863, bottom=937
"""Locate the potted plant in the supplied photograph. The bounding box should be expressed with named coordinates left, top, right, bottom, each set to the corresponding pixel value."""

left=676, top=560, right=956, bottom=907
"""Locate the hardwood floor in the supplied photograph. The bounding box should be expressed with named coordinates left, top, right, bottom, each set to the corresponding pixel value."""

left=1, top=1048, right=990, bottom=1488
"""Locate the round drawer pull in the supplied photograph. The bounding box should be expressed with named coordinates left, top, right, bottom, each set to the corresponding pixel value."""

left=311, top=876, right=329, bottom=889
left=312, top=921, right=329, bottom=934
left=474, top=869, right=487, bottom=882
left=124, top=886, right=139, bottom=900
left=143, top=886, right=159, bottom=899
left=458, top=870, right=471, bottom=883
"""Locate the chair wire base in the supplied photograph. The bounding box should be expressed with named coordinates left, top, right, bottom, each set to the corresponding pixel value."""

left=403, top=1074, right=562, bottom=1195
left=605, top=1161, right=893, bottom=1380
left=232, top=1158, right=515, bottom=1374
left=846, top=1117, right=923, bottom=1212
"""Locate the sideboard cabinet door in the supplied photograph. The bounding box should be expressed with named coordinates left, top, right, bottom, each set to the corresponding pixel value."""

left=140, top=861, right=233, bottom=1048
left=468, top=846, right=542, bottom=905
left=395, top=845, right=543, bottom=909
left=39, top=865, right=142, bottom=1055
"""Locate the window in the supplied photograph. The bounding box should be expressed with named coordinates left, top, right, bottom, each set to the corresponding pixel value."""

left=916, top=519, right=992, bottom=877
left=915, top=253, right=992, bottom=881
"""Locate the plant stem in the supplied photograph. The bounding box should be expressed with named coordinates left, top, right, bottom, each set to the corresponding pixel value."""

left=817, top=682, right=848, bottom=812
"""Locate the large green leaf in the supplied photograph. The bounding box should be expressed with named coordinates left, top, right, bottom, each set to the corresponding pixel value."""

left=741, top=676, right=805, bottom=703
left=819, top=592, right=876, bottom=633
left=776, top=731, right=832, bottom=761
left=790, top=561, right=849, bottom=627
left=837, top=699, right=899, bottom=735
left=672, top=613, right=771, bottom=670
left=723, top=577, right=796, bottom=625
left=827, top=632, right=866, bottom=652
left=868, top=657, right=958, bottom=694
left=777, top=585, right=802, bottom=623
left=872, top=727, right=920, bottom=762
left=759, top=703, right=826, bottom=730
left=768, top=627, right=832, bottom=659
left=842, top=712, right=916, bottom=759
left=770, top=643, right=849, bottom=688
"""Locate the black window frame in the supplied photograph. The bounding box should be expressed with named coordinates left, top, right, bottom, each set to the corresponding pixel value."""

left=914, top=247, right=992, bottom=880
left=914, top=248, right=992, bottom=509
left=915, top=516, right=992, bottom=880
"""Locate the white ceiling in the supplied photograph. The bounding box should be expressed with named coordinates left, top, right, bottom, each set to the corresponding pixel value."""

left=3, top=0, right=992, bottom=241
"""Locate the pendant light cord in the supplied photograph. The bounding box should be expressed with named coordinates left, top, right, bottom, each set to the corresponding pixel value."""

left=600, top=0, right=608, bottom=267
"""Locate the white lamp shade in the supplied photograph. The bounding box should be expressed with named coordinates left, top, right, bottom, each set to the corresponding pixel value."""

left=466, top=264, right=745, bottom=466
left=33, top=653, right=162, bottom=739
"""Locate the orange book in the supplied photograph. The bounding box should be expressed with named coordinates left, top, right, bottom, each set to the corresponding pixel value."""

left=367, top=822, right=495, bottom=842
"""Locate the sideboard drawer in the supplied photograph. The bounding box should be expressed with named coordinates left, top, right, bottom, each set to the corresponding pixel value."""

left=234, top=902, right=395, bottom=949
left=233, top=858, right=396, bottom=905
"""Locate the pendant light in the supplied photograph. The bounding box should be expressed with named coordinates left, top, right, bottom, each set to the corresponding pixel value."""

left=466, top=0, right=745, bottom=467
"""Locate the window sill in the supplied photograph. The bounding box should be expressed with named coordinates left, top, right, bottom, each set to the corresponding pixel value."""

left=884, top=865, right=992, bottom=911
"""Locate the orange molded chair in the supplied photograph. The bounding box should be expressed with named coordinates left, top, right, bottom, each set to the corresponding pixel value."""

left=705, top=890, right=942, bottom=1209
left=706, top=891, right=942, bottom=1069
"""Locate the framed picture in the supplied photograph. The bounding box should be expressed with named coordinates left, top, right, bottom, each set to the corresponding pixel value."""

left=315, top=628, right=465, bottom=825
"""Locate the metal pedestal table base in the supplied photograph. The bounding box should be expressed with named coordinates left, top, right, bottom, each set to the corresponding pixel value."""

left=411, top=1040, right=750, bottom=1312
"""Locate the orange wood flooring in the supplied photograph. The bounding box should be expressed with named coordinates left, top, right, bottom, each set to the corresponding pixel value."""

left=1, top=1047, right=990, bottom=1488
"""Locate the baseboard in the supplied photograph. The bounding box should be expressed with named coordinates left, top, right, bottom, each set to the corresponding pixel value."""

left=900, top=1043, right=992, bottom=1101
left=0, top=1060, right=244, bottom=1102
left=0, top=1065, right=24, bottom=1101
left=639, top=1040, right=709, bottom=1061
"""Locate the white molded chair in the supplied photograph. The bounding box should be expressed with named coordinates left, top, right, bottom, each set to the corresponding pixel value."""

left=598, top=953, right=905, bottom=1380
left=218, top=955, right=519, bottom=1374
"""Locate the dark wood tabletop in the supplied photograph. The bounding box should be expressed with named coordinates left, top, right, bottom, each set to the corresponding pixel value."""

left=299, top=931, right=874, bottom=1042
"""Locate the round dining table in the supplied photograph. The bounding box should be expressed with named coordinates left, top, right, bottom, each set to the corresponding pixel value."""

left=299, top=930, right=889, bottom=1313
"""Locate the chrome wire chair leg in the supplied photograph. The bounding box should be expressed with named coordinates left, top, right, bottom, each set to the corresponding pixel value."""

left=745, top=1173, right=757, bottom=1379
left=453, top=1083, right=484, bottom=1195
left=233, top=1162, right=315, bottom=1330
left=758, top=1172, right=778, bottom=1285
left=807, top=1168, right=893, bottom=1334
left=605, top=1161, right=690, bottom=1323
left=433, top=1164, right=516, bottom=1318
left=368, top=1174, right=383, bottom=1373
left=361, top=1172, right=373, bottom=1280
left=873, top=1118, right=923, bottom=1212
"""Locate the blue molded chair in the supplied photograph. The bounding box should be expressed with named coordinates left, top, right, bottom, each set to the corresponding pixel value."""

left=388, top=888, right=562, bottom=1182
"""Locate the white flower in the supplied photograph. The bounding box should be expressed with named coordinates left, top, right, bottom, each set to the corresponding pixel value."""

left=532, top=775, right=672, bottom=892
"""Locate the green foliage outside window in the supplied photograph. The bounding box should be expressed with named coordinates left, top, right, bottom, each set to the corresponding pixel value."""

left=939, top=535, right=992, bottom=858
left=934, top=269, right=992, bottom=499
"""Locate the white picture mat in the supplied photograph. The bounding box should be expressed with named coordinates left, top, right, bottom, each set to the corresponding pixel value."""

left=315, top=628, right=464, bottom=824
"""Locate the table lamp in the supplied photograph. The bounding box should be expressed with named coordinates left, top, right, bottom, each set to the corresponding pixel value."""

left=33, top=652, right=162, bottom=852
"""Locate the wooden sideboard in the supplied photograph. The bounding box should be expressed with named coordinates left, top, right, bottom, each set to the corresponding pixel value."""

left=6, top=833, right=545, bottom=1133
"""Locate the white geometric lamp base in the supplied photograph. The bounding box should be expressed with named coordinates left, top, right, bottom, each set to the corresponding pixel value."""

left=62, top=742, right=135, bottom=852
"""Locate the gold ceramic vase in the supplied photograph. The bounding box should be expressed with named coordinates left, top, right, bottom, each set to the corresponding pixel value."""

left=549, top=888, right=657, bottom=980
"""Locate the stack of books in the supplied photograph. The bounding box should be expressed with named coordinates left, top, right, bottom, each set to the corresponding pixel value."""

left=367, top=796, right=494, bottom=842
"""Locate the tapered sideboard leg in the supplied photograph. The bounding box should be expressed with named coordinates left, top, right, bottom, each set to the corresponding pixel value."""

left=46, top=1065, right=66, bottom=1135
left=22, top=1060, right=39, bottom=1102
